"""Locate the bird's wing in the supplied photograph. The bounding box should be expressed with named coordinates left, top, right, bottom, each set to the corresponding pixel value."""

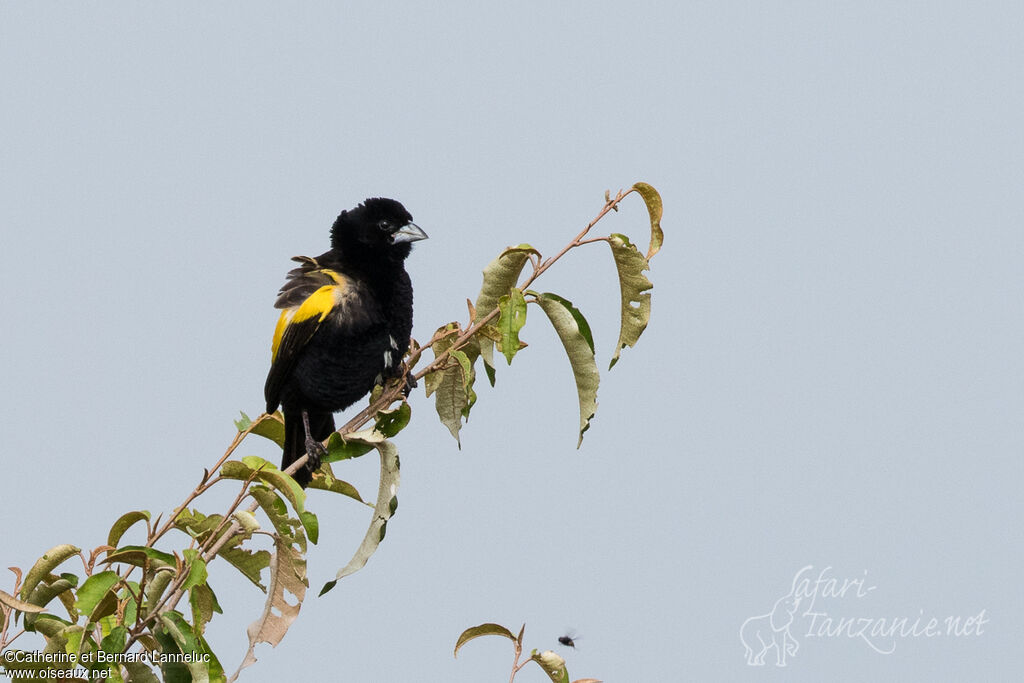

left=264, top=256, right=379, bottom=412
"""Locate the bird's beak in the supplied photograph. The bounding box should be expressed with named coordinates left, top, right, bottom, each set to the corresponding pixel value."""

left=391, top=222, right=428, bottom=244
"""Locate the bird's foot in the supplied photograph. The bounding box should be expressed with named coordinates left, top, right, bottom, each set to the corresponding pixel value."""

left=303, top=436, right=328, bottom=478
left=401, top=369, right=418, bottom=397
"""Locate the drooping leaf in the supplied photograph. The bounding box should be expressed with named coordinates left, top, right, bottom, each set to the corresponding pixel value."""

left=497, top=288, right=528, bottom=365
left=220, top=546, right=271, bottom=592
left=320, top=438, right=400, bottom=595
left=232, top=535, right=307, bottom=678
left=0, top=589, right=45, bottom=614
left=106, top=511, right=151, bottom=548
left=453, top=622, right=518, bottom=658
left=20, top=545, right=81, bottom=601
left=424, top=322, right=460, bottom=397
left=429, top=349, right=475, bottom=445
left=472, top=324, right=501, bottom=385
left=631, top=182, right=664, bottom=260
left=452, top=349, right=478, bottom=417
left=607, top=233, right=653, bottom=369
left=534, top=293, right=600, bottom=447
left=189, top=582, right=222, bottom=636
left=144, top=569, right=175, bottom=616
left=197, top=634, right=225, bottom=683
left=158, top=612, right=209, bottom=683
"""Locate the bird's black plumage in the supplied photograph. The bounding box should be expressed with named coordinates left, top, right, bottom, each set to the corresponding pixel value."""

left=265, top=198, right=427, bottom=486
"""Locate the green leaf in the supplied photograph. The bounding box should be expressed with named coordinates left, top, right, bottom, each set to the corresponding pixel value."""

left=474, top=245, right=539, bottom=378
left=321, top=438, right=400, bottom=595
left=424, top=322, right=460, bottom=395
left=531, top=650, right=570, bottom=683
left=453, top=622, right=518, bottom=658
left=224, top=456, right=316, bottom=543
left=197, top=634, right=225, bottom=683
left=236, top=411, right=286, bottom=448
left=158, top=612, right=209, bottom=683
left=631, top=181, right=664, bottom=260
left=107, top=510, right=151, bottom=548
left=189, top=582, right=222, bottom=636
left=250, top=412, right=286, bottom=447
left=430, top=349, right=475, bottom=445
left=100, top=624, right=126, bottom=655
left=497, top=288, right=528, bottom=365
left=473, top=244, right=539, bottom=320
left=451, top=349, right=477, bottom=413
left=180, top=549, right=208, bottom=593
left=534, top=293, right=600, bottom=447
left=23, top=575, right=79, bottom=629
left=102, top=545, right=176, bottom=569
left=374, top=401, right=412, bottom=437
left=61, top=623, right=87, bottom=659
left=424, top=323, right=476, bottom=443
left=607, top=233, right=654, bottom=369
left=144, top=569, right=175, bottom=615
left=249, top=486, right=307, bottom=553
left=220, top=546, right=271, bottom=592
left=123, top=661, right=160, bottom=683
left=20, top=544, right=81, bottom=601
left=234, top=411, right=252, bottom=431
left=325, top=431, right=374, bottom=461
left=74, top=571, right=119, bottom=622
left=232, top=510, right=261, bottom=533
left=27, top=614, right=70, bottom=643
left=306, top=468, right=366, bottom=503
left=172, top=509, right=220, bottom=540
left=474, top=325, right=501, bottom=385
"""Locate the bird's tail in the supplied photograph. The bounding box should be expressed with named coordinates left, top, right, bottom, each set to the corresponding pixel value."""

left=282, top=408, right=335, bottom=487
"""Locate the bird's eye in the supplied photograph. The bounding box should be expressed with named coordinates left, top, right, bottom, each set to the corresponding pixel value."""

left=377, top=220, right=392, bottom=232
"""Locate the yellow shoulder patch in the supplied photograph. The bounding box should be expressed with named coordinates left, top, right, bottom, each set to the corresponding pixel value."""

left=293, top=285, right=337, bottom=324
left=270, top=271, right=349, bottom=362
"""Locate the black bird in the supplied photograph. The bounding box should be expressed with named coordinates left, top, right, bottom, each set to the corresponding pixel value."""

left=264, top=198, right=427, bottom=486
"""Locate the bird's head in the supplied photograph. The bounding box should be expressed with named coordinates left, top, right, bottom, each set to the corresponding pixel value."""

left=331, top=197, right=428, bottom=258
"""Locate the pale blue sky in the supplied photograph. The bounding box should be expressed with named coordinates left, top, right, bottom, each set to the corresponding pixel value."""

left=2, top=3, right=1022, bottom=681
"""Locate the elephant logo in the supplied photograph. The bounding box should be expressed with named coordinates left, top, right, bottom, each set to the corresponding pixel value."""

left=740, top=589, right=802, bottom=667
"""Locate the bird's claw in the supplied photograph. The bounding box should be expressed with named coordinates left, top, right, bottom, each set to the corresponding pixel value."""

left=402, top=370, right=417, bottom=397
left=303, top=437, right=328, bottom=478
